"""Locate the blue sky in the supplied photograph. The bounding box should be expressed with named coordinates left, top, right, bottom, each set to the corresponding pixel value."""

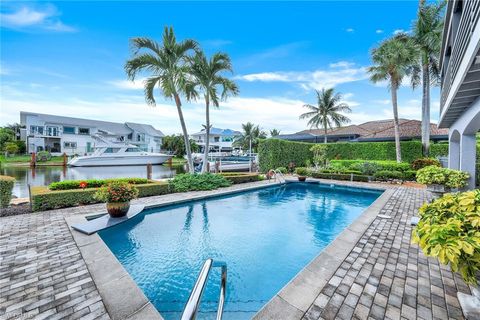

left=1, top=1, right=440, bottom=134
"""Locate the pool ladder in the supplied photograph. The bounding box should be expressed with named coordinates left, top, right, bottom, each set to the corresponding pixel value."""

left=181, top=259, right=227, bottom=320
left=272, top=169, right=286, bottom=183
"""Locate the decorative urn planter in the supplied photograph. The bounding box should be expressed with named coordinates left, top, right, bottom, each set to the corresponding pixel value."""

left=106, top=202, right=130, bottom=218
left=426, top=184, right=450, bottom=196
left=298, top=176, right=307, bottom=182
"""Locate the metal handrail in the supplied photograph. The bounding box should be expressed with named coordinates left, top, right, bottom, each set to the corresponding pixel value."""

left=181, top=259, right=227, bottom=320
left=272, top=169, right=286, bottom=183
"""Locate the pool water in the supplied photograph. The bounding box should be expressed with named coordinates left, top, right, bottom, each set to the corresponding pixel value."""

left=99, top=183, right=382, bottom=319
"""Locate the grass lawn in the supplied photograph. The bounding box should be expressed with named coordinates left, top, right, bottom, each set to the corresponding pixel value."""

left=0, top=155, right=65, bottom=166
left=168, top=157, right=186, bottom=165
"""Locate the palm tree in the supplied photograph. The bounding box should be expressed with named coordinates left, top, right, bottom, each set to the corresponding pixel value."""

left=233, top=122, right=267, bottom=152
left=368, top=34, right=418, bottom=163
left=299, top=88, right=351, bottom=143
left=188, top=51, right=239, bottom=173
left=270, top=129, right=281, bottom=137
left=125, top=26, right=199, bottom=173
left=412, top=0, right=446, bottom=156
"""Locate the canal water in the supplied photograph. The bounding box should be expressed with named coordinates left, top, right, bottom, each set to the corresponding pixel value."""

left=1, top=165, right=185, bottom=198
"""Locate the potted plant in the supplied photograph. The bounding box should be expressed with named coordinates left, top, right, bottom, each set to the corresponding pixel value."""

left=412, top=190, right=480, bottom=319
left=295, top=167, right=309, bottom=182
left=94, top=181, right=139, bottom=217
left=416, top=166, right=469, bottom=195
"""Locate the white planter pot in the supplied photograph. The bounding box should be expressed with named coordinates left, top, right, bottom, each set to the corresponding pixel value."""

left=458, top=285, right=480, bottom=319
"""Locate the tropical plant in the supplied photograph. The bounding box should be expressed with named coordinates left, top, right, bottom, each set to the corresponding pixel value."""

left=411, top=157, right=441, bottom=170
left=0, top=128, right=14, bottom=151
left=416, top=165, right=469, bottom=189
left=300, top=88, right=351, bottom=143
left=411, top=0, right=446, bottom=156
left=4, top=142, right=19, bottom=155
left=310, top=144, right=327, bottom=168
left=188, top=51, right=239, bottom=172
left=233, top=122, right=267, bottom=152
left=368, top=34, right=419, bottom=162
left=270, top=129, right=281, bottom=137
left=125, top=26, right=199, bottom=173
left=169, top=173, right=231, bottom=192
left=94, top=181, right=139, bottom=203
left=295, top=167, right=309, bottom=176
left=162, top=134, right=199, bottom=157
left=412, top=190, right=480, bottom=285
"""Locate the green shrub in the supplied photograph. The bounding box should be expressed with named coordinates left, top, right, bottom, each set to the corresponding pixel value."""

left=416, top=166, right=469, bottom=189
left=373, top=170, right=403, bottom=181
left=310, top=171, right=370, bottom=182
left=221, top=173, right=260, bottom=184
left=49, top=178, right=149, bottom=190
left=94, top=181, right=139, bottom=203
left=429, top=144, right=449, bottom=158
left=403, top=170, right=417, bottom=181
left=0, top=175, right=15, bottom=208
left=4, top=142, right=19, bottom=155
left=275, top=167, right=287, bottom=174
left=350, top=162, right=381, bottom=175
left=258, top=139, right=314, bottom=172
left=36, top=151, right=52, bottom=162
left=412, top=190, right=480, bottom=285
left=169, top=173, right=232, bottom=192
left=330, top=160, right=411, bottom=172
left=295, top=167, right=309, bottom=176
left=411, top=158, right=441, bottom=170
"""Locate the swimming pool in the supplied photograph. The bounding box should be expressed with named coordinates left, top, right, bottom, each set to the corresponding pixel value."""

left=99, top=182, right=382, bottom=319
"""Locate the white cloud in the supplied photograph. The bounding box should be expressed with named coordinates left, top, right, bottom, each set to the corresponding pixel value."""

left=235, top=64, right=368, bottom=91
left=372, top=99, right=391, bottom=105
left=380, top=99, right=422, bottom=119
left=329, top=61, right=355, bottom=68
left=108, top=79, right=147, bottom=90
left=0, top=5, right=76, bottom=32
left=346, top=28, right=355, bottom=33
left=376, top=29, right=384, bottom=34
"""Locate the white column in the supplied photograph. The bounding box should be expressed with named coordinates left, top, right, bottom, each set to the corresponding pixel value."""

left=448, top=138, right=460, bottom=170
left=459, top=134, right=477, bottom=189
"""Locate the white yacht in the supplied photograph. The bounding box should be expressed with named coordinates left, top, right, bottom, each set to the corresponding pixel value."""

left=68, top=139, right=172, bottom=167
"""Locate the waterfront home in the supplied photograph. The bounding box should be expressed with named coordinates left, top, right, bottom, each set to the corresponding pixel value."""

left=20, top=112, right=165, bottom=155
left=439, top=0, right=480, bottom=189
left=191, top=127, right=241, bottom=153
left=277, top=118, right=449, bottom=143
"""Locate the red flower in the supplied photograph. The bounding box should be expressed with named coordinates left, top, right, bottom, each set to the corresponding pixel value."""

left=79, top=181, right=88, bottom=189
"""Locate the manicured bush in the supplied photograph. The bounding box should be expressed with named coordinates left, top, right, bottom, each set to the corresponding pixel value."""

left=373, top=170, right=403, bottom=181
left=411, top=158, right=441, bottom=170
left=412, top=190, right=480, bottom=285
left=0, top=175, right=15, bottom=208
left=416, top=166, right=469, bottom=189
left=429, top=144, right=449, bottom=158
left=403, top=170, right=417, bottom=181
left=169, top=173, right=232, bottom=192
left=258, top=139, right=314, bottom=172
left=350, top=162, right=381, bottom=176
left=94, top=181, right=139, bottom=203
left=49, top=178, right=149, bottom=190
left=220, top=173, right=260, bottom=184
left=330, top=160, right=411, bottom=172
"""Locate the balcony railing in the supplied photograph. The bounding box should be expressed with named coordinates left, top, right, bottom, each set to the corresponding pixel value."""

left=441, top=0, right=480, bottom=114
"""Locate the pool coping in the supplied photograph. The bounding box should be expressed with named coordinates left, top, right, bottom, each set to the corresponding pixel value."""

left=252, top=185, right=394, bottom=319
left=65, top=180, right=284, bottom=320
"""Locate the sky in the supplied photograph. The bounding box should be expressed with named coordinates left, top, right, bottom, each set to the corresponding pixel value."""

left=0, top=0, right=440, bottom=135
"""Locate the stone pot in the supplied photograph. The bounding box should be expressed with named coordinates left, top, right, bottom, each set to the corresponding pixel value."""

left=298, top=176, right=307, bottom=182
left=426, top=184, right=450, bottom=197
left=106, top=202, right=130, bottom=218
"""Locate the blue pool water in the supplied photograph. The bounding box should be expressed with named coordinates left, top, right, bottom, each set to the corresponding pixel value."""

left=99, top=183, right=382, bottom=319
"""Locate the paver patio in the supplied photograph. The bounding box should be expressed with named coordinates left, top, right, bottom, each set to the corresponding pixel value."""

left=0, top=180, right=472, bottom=319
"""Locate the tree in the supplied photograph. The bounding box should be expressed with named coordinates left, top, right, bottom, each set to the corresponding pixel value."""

left=299, top=88, right=351, bottom=143
left=4, top=142, right=19, bottom=156
left=0, top=128, right=15, bottom=151
left=162, top=134, right=199, bottom=157
left=233, top=122, right=267, bottom=152
left=368, top=34, right=418, bottom=162
left=125, top=26, right=199, bottom=173
left=412, top=0, right=446, bottom=156
left=188, top=51, right=239, bottom=172
left=270, top=129, right=281, bottom=137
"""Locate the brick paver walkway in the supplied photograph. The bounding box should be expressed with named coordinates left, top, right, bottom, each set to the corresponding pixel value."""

left=0, top=182, right=471, bottom=319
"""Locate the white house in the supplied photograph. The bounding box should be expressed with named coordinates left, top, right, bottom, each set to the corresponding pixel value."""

left=20, top=112, right=165, bottom=155
left=439, top=0, right=480, bottom=189
left=190, top=127, right=241, bottom=153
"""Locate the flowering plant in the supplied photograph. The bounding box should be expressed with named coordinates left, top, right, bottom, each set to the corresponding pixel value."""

left=94, top=181, right=139, bottom=203
left=79, top=181, right=88, bottom=189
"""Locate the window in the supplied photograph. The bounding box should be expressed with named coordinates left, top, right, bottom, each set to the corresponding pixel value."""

left=104, top=148, right=120, bottom=153
left=126, top=147, right=141, bottom=152
left=30, top=125, right=44, bottom=135
left=137, top=134, right=145, bottom=142
left=127, top=133, right=133, bottom=140
left=63, top=126, right=75, bottom=134
left=78, top=128, right=90, bottom=135
left=214, top=137, right=220, bottom=142
left=222, top=136, right=233, bottom=142
left=64, top=142, right=77, bottom=149
left=46, top=126, right=59, bottom=136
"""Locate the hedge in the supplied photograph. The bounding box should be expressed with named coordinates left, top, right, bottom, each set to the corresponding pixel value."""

left=310, top=172, right=370, bottom=182
left=258, top=139, right=455, bottom=172
left=49, top=177, right=149, bottom=190
left=220, top=173, right=260, bottom=184
left=32, top=182, right=170, bottom=211
left=329, top=160, right=411, bottom=172
left=0, top=175, right=15, bottom=208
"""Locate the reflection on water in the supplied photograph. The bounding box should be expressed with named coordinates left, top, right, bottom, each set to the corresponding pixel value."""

left=1, top=164, right=185, bottom=198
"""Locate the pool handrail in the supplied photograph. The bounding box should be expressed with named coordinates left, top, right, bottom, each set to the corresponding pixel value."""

left=272, top=169, right=286, bottom=183
left=181, top=259, right=227, bottom=320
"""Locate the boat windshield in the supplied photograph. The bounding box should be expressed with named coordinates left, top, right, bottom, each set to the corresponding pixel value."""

left=125, top=147, right=142, bottom=152
left=104, top=148, right=121, bottom=153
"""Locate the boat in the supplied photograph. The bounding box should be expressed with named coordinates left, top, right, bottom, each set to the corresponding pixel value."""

left=68, top=138, right=172, bottom=167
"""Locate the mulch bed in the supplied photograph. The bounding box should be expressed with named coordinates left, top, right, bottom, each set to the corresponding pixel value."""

left=0, top=204, right=32, bottom=217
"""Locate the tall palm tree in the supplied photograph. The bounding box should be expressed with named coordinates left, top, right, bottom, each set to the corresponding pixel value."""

left=368, top=33, right=418, bottom=163
left=233, top=122, right=266, bottom=152
left=299, top=88, right=351, bottom=143
left=125, top=26, right=199, bottom=173
left=270, top=129, right=281, bottom=137
left=412, top=0, right=446, bottom=156
left=188, top=51, right=239, bottom=173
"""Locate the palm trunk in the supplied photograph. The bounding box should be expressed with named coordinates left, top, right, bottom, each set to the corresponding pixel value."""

left=174, top=93, right=194, bottom=173
left=421, top=62, right=430, bottom=157
left=391, top=86, right=402, bottom=163
left=202, top=95, right=210, bottom=173
left=324, top=118, right=328, bottom=144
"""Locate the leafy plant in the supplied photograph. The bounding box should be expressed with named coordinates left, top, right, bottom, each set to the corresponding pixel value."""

left=412, top=190, right=480, bottom=285
left=311, top=144, right=327, bottom=168
left=416, top=166, right=469, bottom=189
left=411, top=158, right=441, bottom=170
left=94, top=181, right=139, bottom=203
left=373, top=170, right=403, bottom=181
left=275, top=167, right=287, bottom=174
left=169, top=173, right=231, bottom=192
left=295, top=167, right=309, bottom=176
left=351, top=162, right=382, bottom=176
left=49, top=178, right=149, bottom=190
left=4, top=142, right=19, bottom=155
left=36, top=151, right=52, bottom=162
left=0, top=175, right=15, bottom=208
